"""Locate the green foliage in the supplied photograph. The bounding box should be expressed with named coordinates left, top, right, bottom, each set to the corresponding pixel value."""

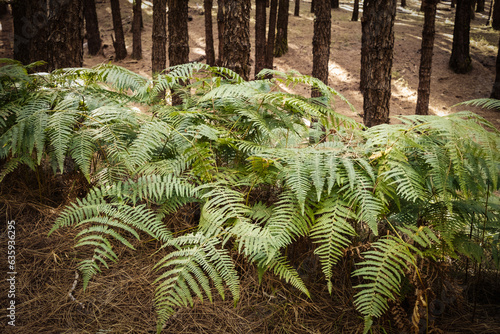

left=2, top=60, right=500, bottom=333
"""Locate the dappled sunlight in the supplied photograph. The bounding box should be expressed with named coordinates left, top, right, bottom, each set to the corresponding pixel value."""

left=328, top=61, right=354, bottom=84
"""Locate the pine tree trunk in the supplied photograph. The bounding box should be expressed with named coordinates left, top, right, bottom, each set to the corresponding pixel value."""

left=12, top=0, right=48, bottom=69
left=47, top=0, right=83, bottom=71
left=132, top=0, right=142, bottom=60
left=331, top=0, right=339, bottom=9
left=255, top=0, right=267, bottom=77
left=204, top=0, right=216, bottom=66
left=217, top=0, right=225, bottom=64
left=352, top=0, right=360, bottom=21
left=294, top=0, right=300, bottom=16
left=312, top=0, right=331, bottom=97
left=416, top=0, right=438, bottom=115
left=168, top=0, right=189, bottom=105
left=84, top=0, right=102, bottom=55
left=222, top=0, right=251, bottom=80
left=265, top=0, right=278, bottom=71
left=476, top=0, right=485, bottom=12
left=152, top=0, right=167, bottom=75
left=0, top=2, right=8, bottom=17
left=360, top=0, right=397, bottom=127
left=490, top=35, right=500, bottom=98
left=449, top=0, right=472, bottom=73
left=110, top=0, right=127, bottom=61
left=492, top=0, right=500, bottom=29
left=311, top=0, right=316, bottom=12
left=274, top=0, right=289, bottom=57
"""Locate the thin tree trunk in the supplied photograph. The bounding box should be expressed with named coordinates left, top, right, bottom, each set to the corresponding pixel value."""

left=352, top=0, right=360, bottom=21
left=204, top=0, right=216, bottom=66
left=255, top=0, right=267, bottom=77
left=265, top=0, right=278, bottom=71
left=294, top=0, right=300, bottom=16
left=312, top=0, right=331, bottom=97
left=275, top=0, right=289, bottom=57
left=84, top=0, right=102, bottom=55
left=217, top=0, right=225, bottom=64
left=360, top=0, right=397, bottom=127
left=490, top=35, right=500, bottom=98
left=48, top=0, right=83, bottom=71
left=401, top=0, right=407, bottom=7
left=222, top=0, right=251, bottom=80
left=450, top=0, right=472, bottom=73
left=132, top=0, right=142, bottom=60
left=152, top=0, right=167, bottom=76
left=416, top=0, right=438, bottom=115
left=110, top=0, right=127, bottom=61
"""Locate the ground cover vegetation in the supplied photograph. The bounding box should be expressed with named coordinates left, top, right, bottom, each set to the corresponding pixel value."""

left=1, top=59, right=499, bottom=333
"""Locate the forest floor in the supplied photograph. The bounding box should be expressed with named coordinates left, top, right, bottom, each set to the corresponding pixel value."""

left=1, top=1, right=500, bottom=334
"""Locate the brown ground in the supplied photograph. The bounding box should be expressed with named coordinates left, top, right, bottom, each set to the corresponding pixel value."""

left=1, top=2, right=500, bottom=334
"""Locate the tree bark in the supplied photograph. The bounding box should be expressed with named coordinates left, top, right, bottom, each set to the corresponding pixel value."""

left=311, top=0, right=316, bottom=12
left=352, top=0, right=360, bottom=21
left=84, top=0, right=101, bottom=55
left=12, top=0, right=49, bottom=69
left=274, top=0, right=289, bottom=57
left=255, top=0, right=267, bottom=77
left=204, top=0, right=216, bottom=66
left=168, top=0, right=189, bottom=105
left=492, top=0, right=500, bottom=29
left=449, top=0, right=472, bottom=73
left=416, top=0, right=438, bottom=115
left=265, top=0, right=278, bottom=72
left=110, top=0, right=127, bottom=61
left=132, top=0, right=142, bottom=60
left=294, top=0, right=300, bottom=16
left=217, top=0, right=225, bottom=64
left=490, top=35, right=500, bottom=99
left=331, top=0, right=339, bottom=9
left=312, top=0, right=331, bottom=97
left=152, top=0, right=167, bottom=75
left=222, top=0, right=251, bottom=80
left=360, top=0, right=397, bottom=127
left=47, top=0, right=83, bottom=71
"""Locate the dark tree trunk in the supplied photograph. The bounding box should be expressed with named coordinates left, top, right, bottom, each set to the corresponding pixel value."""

left=168, top=0, right=189, bottom=67
left=451, top=0, right=456, bottom=8
left=110, top=0, right=127, bottom=61
left=204, top=0, right=216, bottom=66
left=132, top=0, right=142, bottom=60
left=401, top=0, right=407, bottom=7
left=360, top=0, right=397, bottom=127
left=152, top=0, right=167, bottom=75
left=12, top=0, right=32, bottom=65
left=0, top=2, right=8, bottom=17
left=48, top=0, right=83, bottom=71
left=265, top=0, right=278, bottom=71
left=449, top=0, right=472, bottom=73
left=312, top=0, right=331, bottom=97
left=84, top=0, right=101, bottom=55
left=274, top=0, right=289, bottom=57
left=168, top=0, right=189, bottom=105
left=331, top=0, right=339, bottom=9
left=476, top=0, right=485, bottom=12
left=492, top=0, right=500, bottom=29
left=416, top=0, right=438, bottom=115
left=352, top=0, right=360, bottom=21
left=294, top=0, right=300, bottom=16
left=255, top=0, right=267, bottom=77
left=311, top=0, right=316, bottom=12
left=222, top=0, right=251, bottom=80
left=217, top=0, right=225, bottom=64
left=490, top=35, right=500, bottom=98
left=12, top=0, right=49, bottom=69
